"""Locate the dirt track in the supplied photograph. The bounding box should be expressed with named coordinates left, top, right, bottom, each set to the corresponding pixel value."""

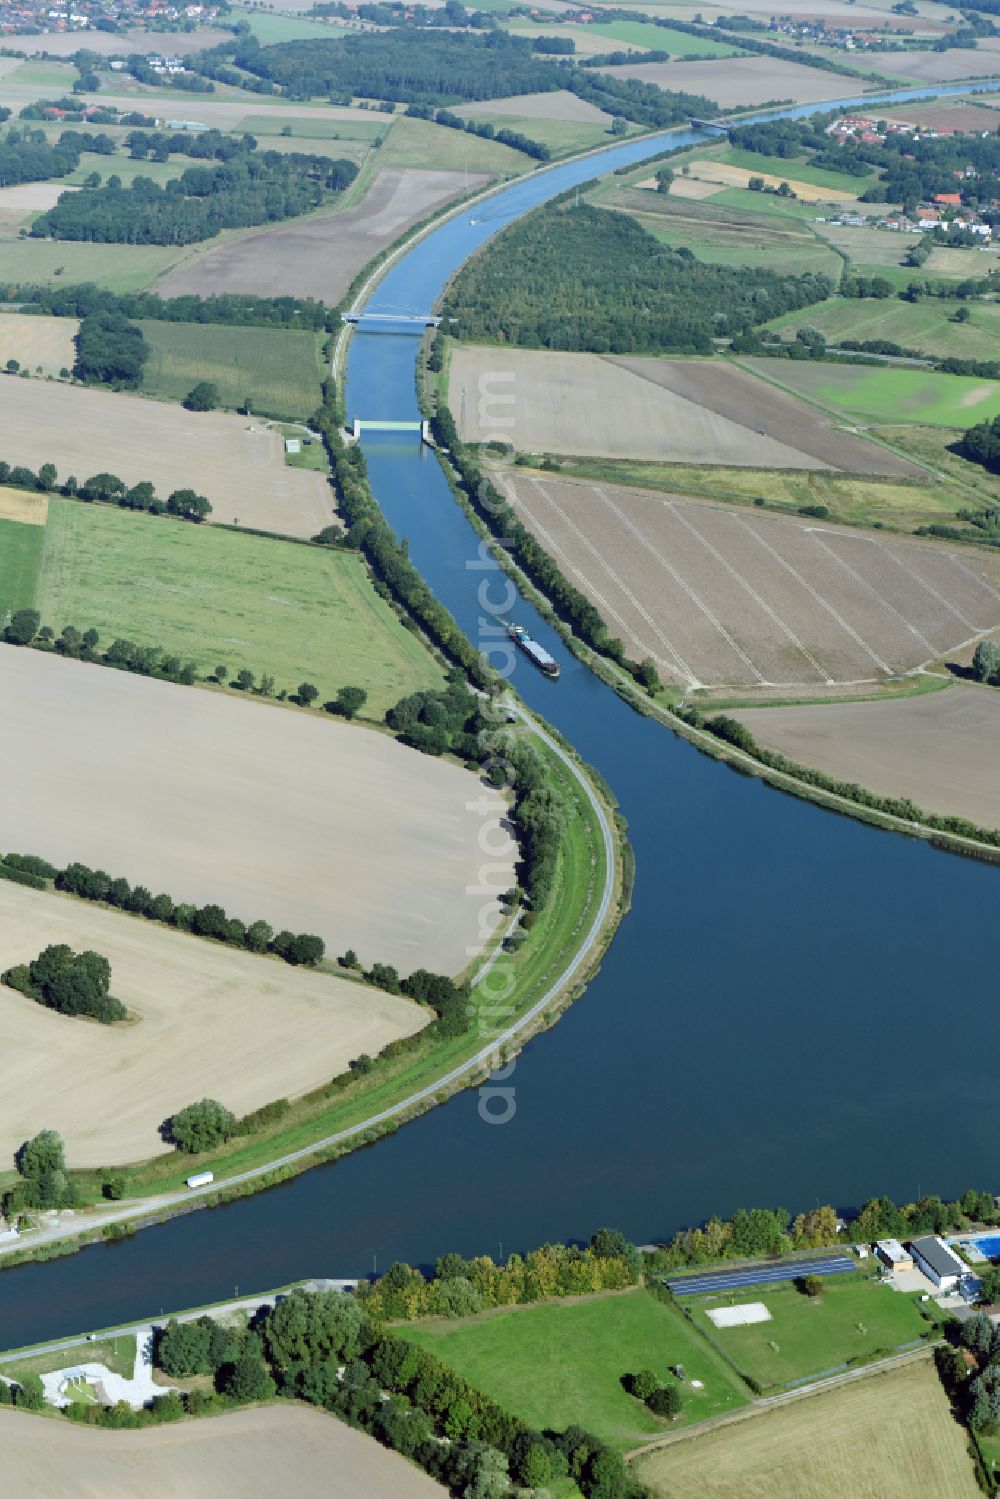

left=0, top=880, right=427, bottom=1166
left=0, top=1404, right=447, bottom=1499
left=0, top=379, right=331, bottom=536
left=0, top=648, right=515, bottom=974
left=734, top=684, right=1000, bottom=828
left=157, top=168, right=485, bottom=305
left=502, top=472, right=1000, bottom=689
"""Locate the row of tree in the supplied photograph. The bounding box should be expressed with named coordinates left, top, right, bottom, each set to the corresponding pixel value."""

left=0, top=460, right=211, bottom=519
left=406, top=102, right=550, bottom=161
left=16, top=282, right=331, bottom=331
left=3, top=943, right=125, bottom=1025
left=445, top=202, right=835, bottom=354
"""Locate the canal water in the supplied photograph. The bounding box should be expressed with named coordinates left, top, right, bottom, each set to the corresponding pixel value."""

left=1, top=81, right=998, bottom=1349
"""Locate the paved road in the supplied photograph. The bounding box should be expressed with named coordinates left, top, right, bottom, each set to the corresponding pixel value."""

left=0, top=707, right=616, bottom=1263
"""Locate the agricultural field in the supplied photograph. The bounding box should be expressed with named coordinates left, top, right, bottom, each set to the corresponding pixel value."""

left=397, top=1288, right=748, bottom=1448
left=13, top=25, right=232, bottom=56
left=764, top=295, right=1000, bottom=364
left=595, top=55, right=857, bottom=107
left=0, top=879, right=427, bottom=1166
left=687, top=1275, right=932, bottom=1389
left=665, top=159, right=858, bottom=203
left=718, top=146, right=872, bottom=196
left=0, top=312, right=76, bottom=376
left=137, top=321, right=326, bottom=418
left=635, top=1357, right=981, bottom=1499
left=376, top=118, right=528, bottom=174
left=0, top=237, right=188, bottom=293
left=735, top=683, right=1000, bottom=828
left=0, top=1403, right=447, bottom=1499
left=889, top=101, right=1000, bottom=134
left=448, top=347, right=923, bottom=474
left=507, top=17, right=743, bottom=55
left=460, top=91, right=613, bottom=126
left=0, top=502, right=46, bottom=615
left=156, top=167, right=487, bottom=305
left=32, top=499, right=443, bottom=717
left=0, top=379, right=332, bottom=536
left=743, top=357, right=1000, bottom=427
left=496, top=470, right=1000, bottom=689
left=855, top=46, right=998, bottom=84
left=0, top=647, right=514, bottom=974
left=228, top=5, right=349, bottom=41
left=454, top=106, right=622, bottom=157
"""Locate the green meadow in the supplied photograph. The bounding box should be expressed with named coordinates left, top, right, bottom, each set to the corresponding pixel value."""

left=746, top=358, right=1000, bottom=427
left=138, top=321, right=327, bottom=419
left=0, top=514, right=45, bottom=616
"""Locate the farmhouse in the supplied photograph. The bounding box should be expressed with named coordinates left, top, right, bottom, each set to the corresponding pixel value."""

left=910, top=1236, right=965, bottom=1290
left=876, top=1239, right=913, bottom=1272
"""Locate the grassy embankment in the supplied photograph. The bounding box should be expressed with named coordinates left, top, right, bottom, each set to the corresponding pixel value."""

left=1, top=1335, right=136, bottom=1385
left=30, top=498, right=444, bottom=719
left=137, top=321, right=328, bottom=419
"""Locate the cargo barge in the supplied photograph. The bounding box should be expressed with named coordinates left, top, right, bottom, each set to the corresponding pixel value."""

left=506, top=622, right=560, bottom=679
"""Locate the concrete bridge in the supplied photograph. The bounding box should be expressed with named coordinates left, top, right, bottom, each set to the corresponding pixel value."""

left=342, top=311, right=441, bottom=326
left=688, top=117, right=729, bottom=135
left=349, top=417, right=433, bottom=443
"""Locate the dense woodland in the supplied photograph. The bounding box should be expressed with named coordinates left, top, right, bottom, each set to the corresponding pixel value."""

left=0, top=127, right=100, bottom=188
left=189, top=31, right=717, bottom=126
left=32, top=153, right=357, bottom=246
left=446, top=203, right=834, bottom=354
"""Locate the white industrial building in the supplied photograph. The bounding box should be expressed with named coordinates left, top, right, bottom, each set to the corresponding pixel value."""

left=910, top=1235, right=965, bottom=1291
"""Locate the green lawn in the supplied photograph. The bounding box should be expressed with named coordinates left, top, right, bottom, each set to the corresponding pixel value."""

left=745, top=357, right=1000, bottom=427
left=397, top=1289, right=748, bottom=1449
left=138, top=321, right=326, bottom=419
left=64, top=157, right=192, bottom=189
left=764, top=295, right=1000, bottom=364
left=0, top=514, right=45, bottom=615
left=34, top=499, right=444, bottom=716
left=719, top=146, right=872, bottom=196
left=0, top=237, right=188, bottom=293
left=228, top=6, right=347, bottom=41
left=688, top=1275, right=934, bottom=1391
left=378, top=117, right=528, bottom=174
left=2, top=1334, right=135, bottom=1382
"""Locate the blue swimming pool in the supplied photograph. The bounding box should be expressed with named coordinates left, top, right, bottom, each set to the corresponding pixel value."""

left=970, top=1236, right=1000, bottom=1260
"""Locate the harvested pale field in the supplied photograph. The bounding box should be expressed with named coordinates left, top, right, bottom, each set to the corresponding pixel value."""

left=459, top=89, right=613, bottom=123
left=0, top=648, right=514, bottom=973
left=74, top=94, right=385, bottom=130
left=894, top=102, right=1000, bottom=133
left=0, top=1404, right=447, bottom=1499
left=636, top=1358, right=980, bottom=1499
left=857, top=47, right=999, bottom=83
left=595, top=56, right=855, bottom=107
left=653, top=175, right=722, bottom=199
left=734, top=683, right=1000, bottom=827
left=0, top=312, right=77, bottom=375
left=0, top=486, right=47, bottom=525
left=0, top=181, right=77, bottom=213
left=926, top=243, right=1000, bottom=277
left=157, top=167, right=484, bottom=305
left=0, top=379, right=331, bottom=536
left=448, top=347, right=924, bottom=475
left=17, top=26, right=233, bottom=55
left=499, top=471, right=1000, bottom=688
left=0, top=880, right=427, bottom=1166
left=685, top=160, right=858, bottom=202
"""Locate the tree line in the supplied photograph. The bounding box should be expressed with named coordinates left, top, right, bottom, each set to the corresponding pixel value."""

left=0, top=459, right=210, bottom=518
left=406, top=102, right=550, bottom=162
left=32, top=152, right=358, bottom=246
left=445, top=202, right=834, bottom=354
left=15, top=283, right=331, bottom=332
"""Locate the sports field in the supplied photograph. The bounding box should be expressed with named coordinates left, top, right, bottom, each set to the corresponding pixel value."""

left=635, top=1358, right=981, bottom=1499
left=0, top=379, right=332, bottom=536
left=764, top=296, right=1000, bottom=364
left=735, top=683, right=1000, bottom=829
left=0, top=1403, right=447, bottom=1499
left=498, top=471, right=1000, bottom=689
left=33, top=499, right=443, bottom=717
left=0, top=648, right=514, bottom=974
left=138, top=321, right=326, bottom=418
left=0, top=313, right=77, bottom=375
left=745, top=357, right=1000, bottom=427
left=0, top=880, right=427, bottom=1166
left=687, top=1275, right=930, bottom=1389
left=397, top=1289, right=748, bottom=1448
